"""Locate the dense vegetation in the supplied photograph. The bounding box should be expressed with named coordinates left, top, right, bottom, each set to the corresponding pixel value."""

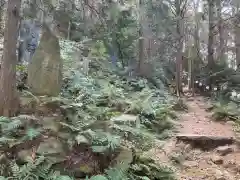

left=0, top=0, right=239, bottom=179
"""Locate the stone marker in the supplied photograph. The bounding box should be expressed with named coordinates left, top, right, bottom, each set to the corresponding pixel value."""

left=27, top=25, right=62, bottom=96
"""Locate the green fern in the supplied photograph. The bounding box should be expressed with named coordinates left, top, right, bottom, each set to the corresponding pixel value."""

left=0, top=137, right=16, bottom=145
left=22, top=128, right=42, bottom=141
left=88, top=175, right=108, bottom=180
left=211, top=102, right=240, bottom=121
left=106, top=167, right=128, bottom=180
left=91, top=131, right=121, bottom=153
left=3, top=156, right=73, bottom=180
left=0, top=176, right=7, bottom=180
left=2, top=119, right=23, bottom=135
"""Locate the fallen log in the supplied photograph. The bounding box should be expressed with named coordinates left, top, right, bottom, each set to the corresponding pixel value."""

left=176, top=134, right=236, bottom=150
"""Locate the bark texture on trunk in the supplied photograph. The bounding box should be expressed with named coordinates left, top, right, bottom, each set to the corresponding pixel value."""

left=0, top=0, right=21, bottom=117
left=235, top=12, right=240, bottom=67
left=216, top=0, right=225, bottom=63
left=207, top=0, right=215, bottom=69
left=175, top=0, right=184, bottom=96
left=138, top=0, right=146, bottom=74
left=0, top=0, right=5, bottom=36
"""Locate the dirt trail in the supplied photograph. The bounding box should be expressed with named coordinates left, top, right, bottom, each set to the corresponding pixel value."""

left=147, top=96, right=240, bottom=180
left=178, top=96, right=235, bottom=137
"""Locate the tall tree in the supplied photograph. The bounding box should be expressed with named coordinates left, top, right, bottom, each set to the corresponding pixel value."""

left=0, top=0, right=5, bottom=36
left=0, top=0, right=21, bottom=117
left=138, top=0, right=145, bottom=74
left=233, top=1, right=240, bottom=67
left=175, top=0, right=186, bottom=96
left=216, top=0, right=225, bottom=63
left=207, top=0, right=215, bottom=69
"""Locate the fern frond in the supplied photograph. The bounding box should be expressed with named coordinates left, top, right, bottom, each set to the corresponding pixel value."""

left=34, top=162, right=52, bottom=179
left=17, top=156, right=45, bottom=179
left=22, top=128, right=42, bottom=141
left=21, top=90, right=40, bottom=104
left=0, top=117, right=10, bottom=125
left=89, top=175, right=108, bottom=180
left=0, top=137, right=16, bottom=145
left=106, top=167, right=128, bottom=180
left=10, top=162, right=20, bottom=178
left=59, top=122, right=81, bottom=131
left=2, top=119, right=24, bottom=135
left=0, top=176, right=8, bottom=180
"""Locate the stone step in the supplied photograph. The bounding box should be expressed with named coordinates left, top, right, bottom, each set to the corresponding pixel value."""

left=176, top=134, right=236, bottom=150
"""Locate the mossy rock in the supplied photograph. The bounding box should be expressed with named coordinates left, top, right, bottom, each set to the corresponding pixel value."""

left=27, top=26, right=62, bottom=96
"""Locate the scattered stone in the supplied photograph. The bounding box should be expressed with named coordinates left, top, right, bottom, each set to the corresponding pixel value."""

left=183, top=144, right=192, bottom=153
left=213, top=168, right=235, bottom=180
left=235, top=163, right=240, bottom=173
left=75, top=135, right=90, bottom=145
left=226, top=121, right=236, bottom=126
left=216, top=145, right=234, bottom=156
left=224, top=159, right=240, bottom=173
left=192, top=149, right=202, bottom=156
left=182, top=160, right=198, bottom=168
left=170, top=152, right=185, bottom=164
left=223, top=159, right=235, bottom=169
left=222, top=170, right=235, bottom=180
left=211, top=155, right=223, bottom=165
left=111, top=114, right=140, bottom=127
left=187, top=97, right=194, bottom=101
left=214, top=169, right=225, bottom=180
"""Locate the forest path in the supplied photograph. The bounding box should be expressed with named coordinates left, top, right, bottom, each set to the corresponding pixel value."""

left=178, top=96, right=235, bottom=137
left=147, top=96, right=240, bottom=180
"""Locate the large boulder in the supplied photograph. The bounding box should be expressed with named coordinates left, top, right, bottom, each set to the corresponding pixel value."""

left=27, top=25, right=62, bottom=96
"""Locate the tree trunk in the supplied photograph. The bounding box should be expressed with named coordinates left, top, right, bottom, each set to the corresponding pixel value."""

left=207, top=0, right=215, bottom=69
left=138, top=29, right=144, bottom=73
left=235, top=13, right=240, bottom=67
left=0, top=0, right=21, bottom=117
left=194, top=15, right=201, bottom=61
left=216, top=0, right=225, bottom=63
left=193, top=0, right=201, bottom=63
left=67, top=21, right=71, bottom=40
left=0, top=0, right=5, bottom=36
left=233, top=0, right=240, bottom=67
left=187, top=46, right=193, bottom=90
left=138, top=0, right=145, bottom=73
left=175, top=0, right=184, bottom=96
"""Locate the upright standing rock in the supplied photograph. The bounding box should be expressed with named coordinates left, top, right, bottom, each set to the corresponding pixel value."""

left=27, top=24, right=62, bottom=96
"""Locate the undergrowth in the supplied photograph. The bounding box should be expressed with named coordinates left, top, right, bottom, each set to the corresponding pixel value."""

left=210, top=102, right=240, bottom=122
left=1, top=40, right=183, bottom=179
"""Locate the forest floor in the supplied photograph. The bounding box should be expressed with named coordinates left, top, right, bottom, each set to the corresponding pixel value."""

left=147, top=96, right=240, bottom=180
